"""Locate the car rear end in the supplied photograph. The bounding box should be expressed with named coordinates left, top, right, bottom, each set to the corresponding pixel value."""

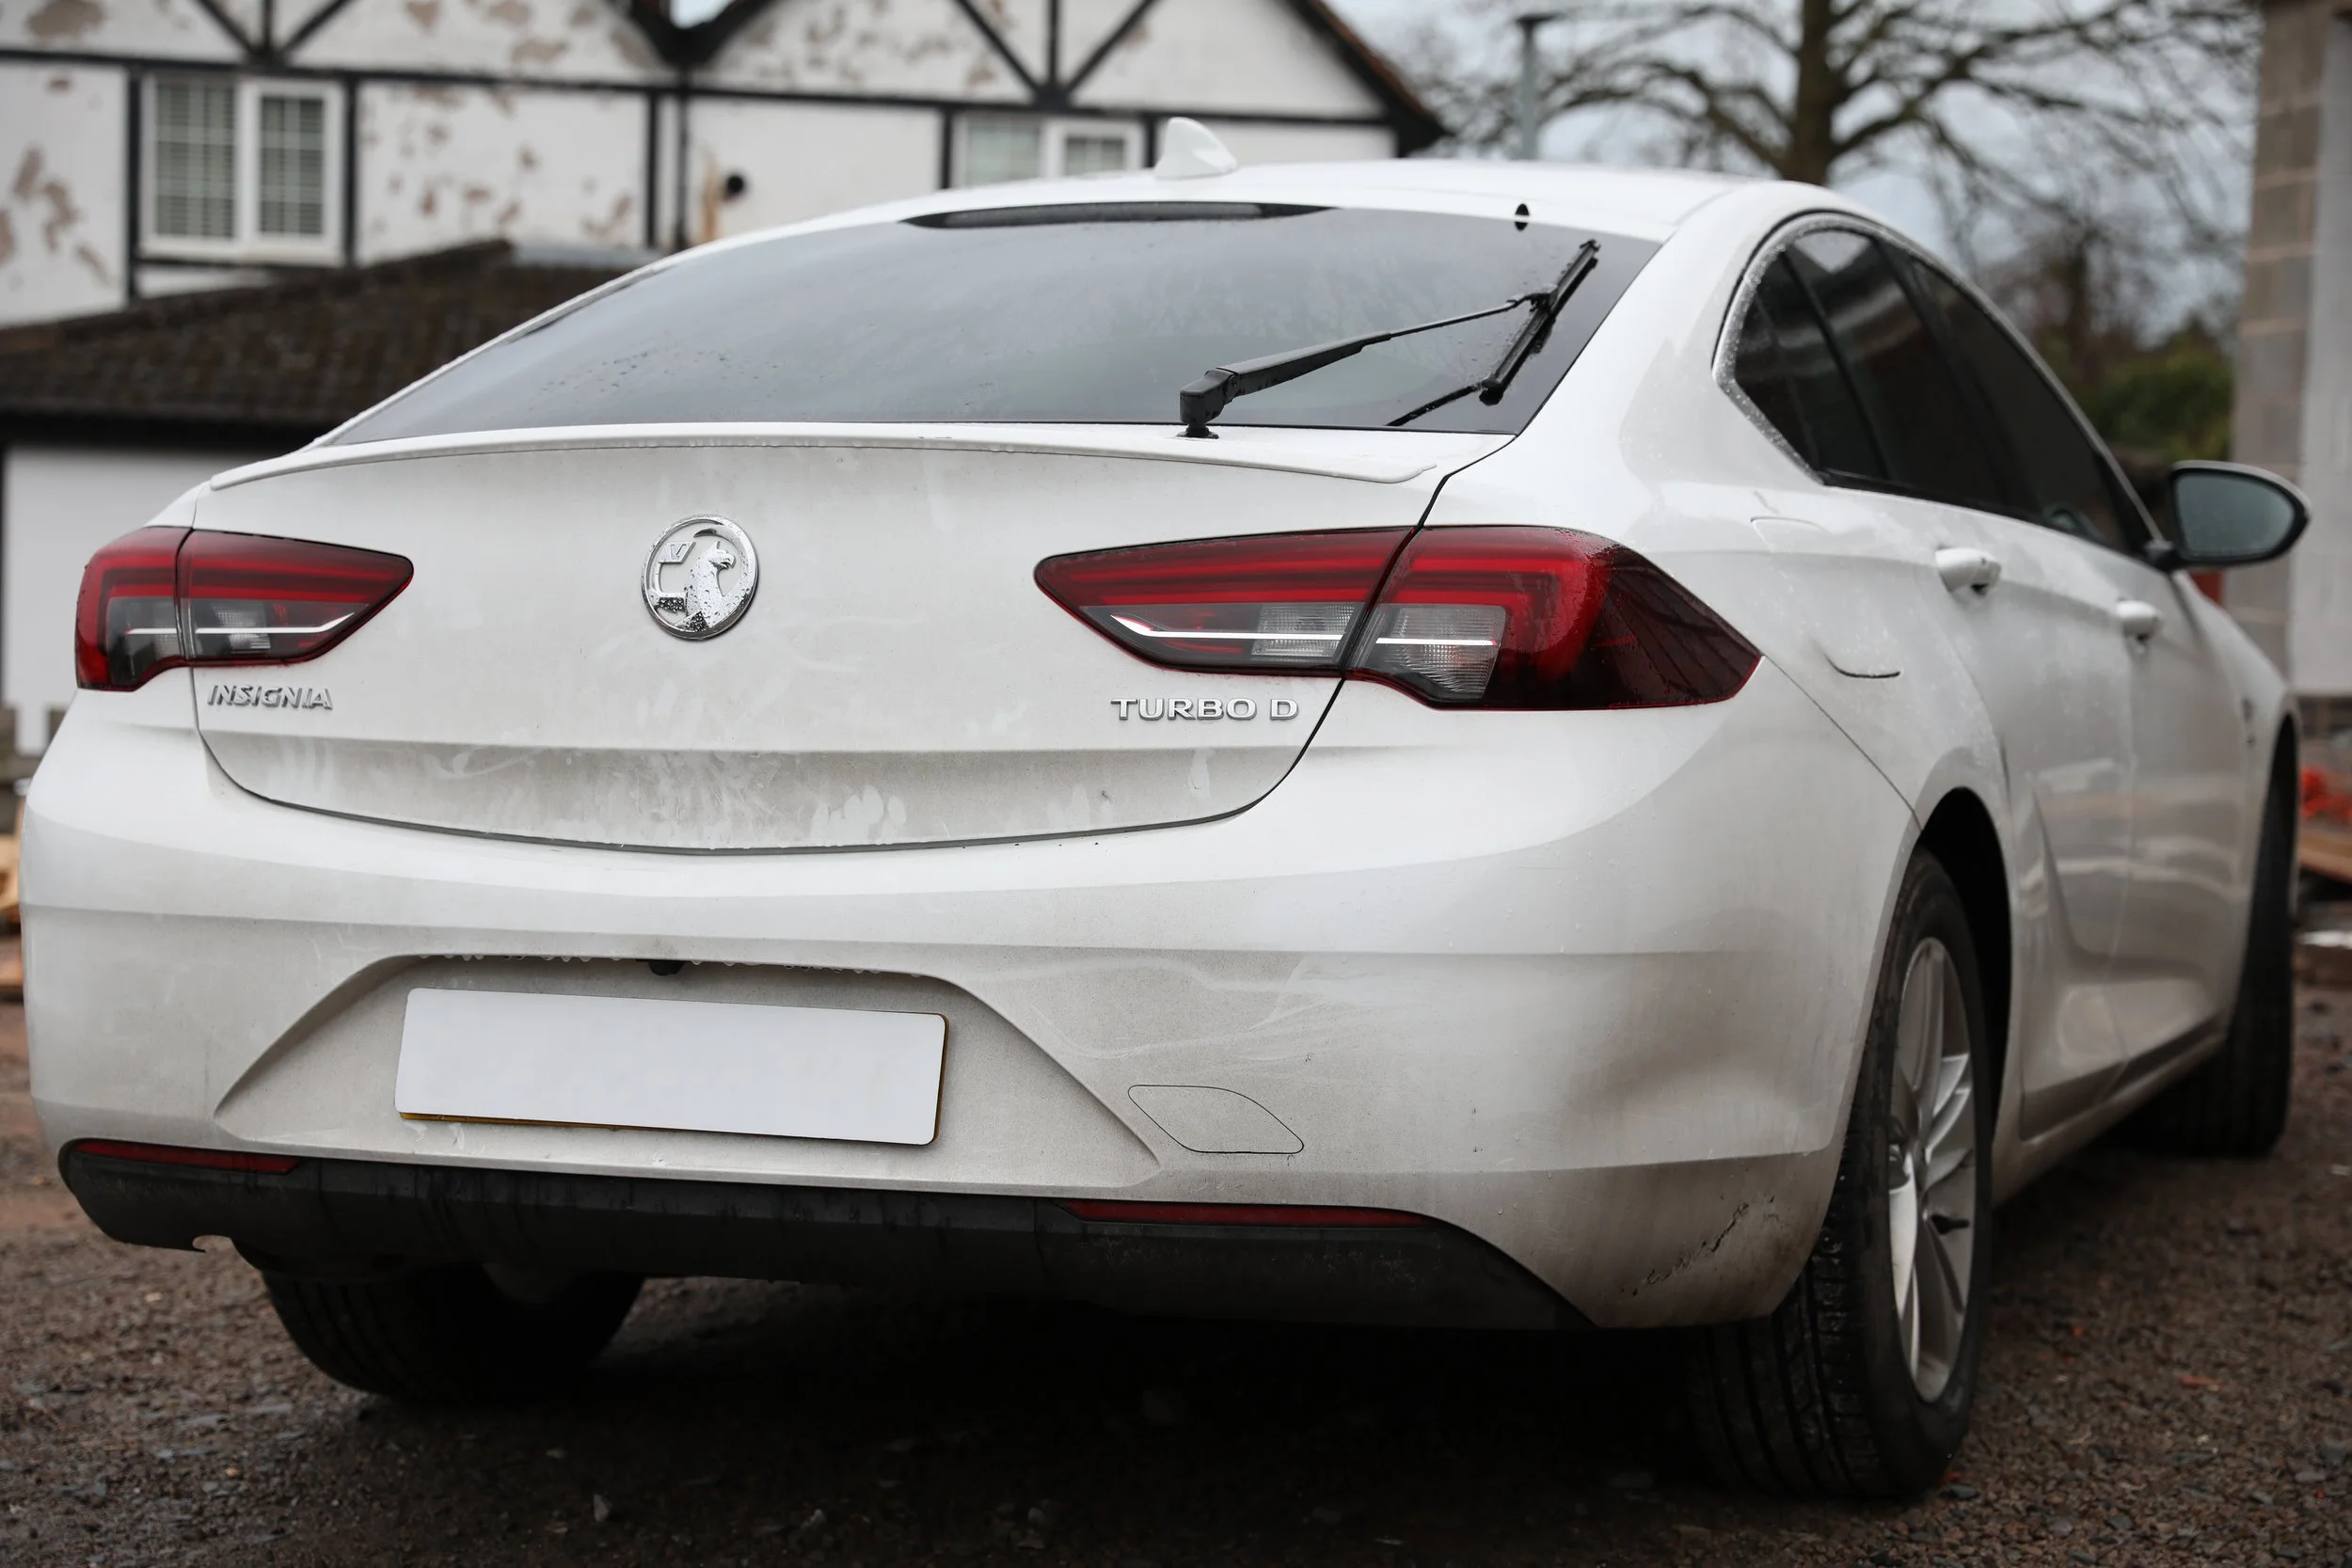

left=28, top=168, right=1910, bottom=1338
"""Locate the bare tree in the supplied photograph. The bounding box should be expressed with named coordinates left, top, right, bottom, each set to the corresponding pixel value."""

left=1402, top=1, right=2257, bottom=279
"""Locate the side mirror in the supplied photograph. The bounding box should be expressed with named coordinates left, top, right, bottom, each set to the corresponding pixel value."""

left=2156, top=461, right=2312, bottom=569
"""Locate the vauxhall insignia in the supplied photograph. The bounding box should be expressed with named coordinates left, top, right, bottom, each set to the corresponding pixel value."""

left=644, top=516, right=758, bottom=640
left=208, top=684, right=333, bottom=710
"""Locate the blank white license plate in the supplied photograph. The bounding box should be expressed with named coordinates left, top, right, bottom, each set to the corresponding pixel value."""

left=395, top=989, right=946, bottom=1146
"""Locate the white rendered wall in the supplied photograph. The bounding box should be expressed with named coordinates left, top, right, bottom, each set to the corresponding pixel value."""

left=1056, top=0, right=1139, bottom=72
left=978, top=0, right=1050, bottom=80
left=690, top=101, right=939, bottom=242
left=2, top=444, right=270, bottom=754
left=290, top=0, right=666, bottom=81
left=0, top=63, right=128, bottom=327
left=2292, top=17, right=2352, bottom=694
left=700, top=0, right=1026, bottom=99
left=0, top=0, right=241, bottom=57
left=1074, top=0, right=1383, bottom=116
left=357, top=84, right=652, bottom=261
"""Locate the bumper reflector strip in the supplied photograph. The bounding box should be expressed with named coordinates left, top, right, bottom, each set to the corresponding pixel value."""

left=69, top=1139, right=300, bottom=1175
left=1058, top=1199, right=1429, bottom=1227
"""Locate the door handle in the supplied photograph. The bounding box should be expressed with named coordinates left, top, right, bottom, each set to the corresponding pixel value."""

left=1934, top=546, right=2003, bottom=594
left=2115, top=599, right=2164, bottom=641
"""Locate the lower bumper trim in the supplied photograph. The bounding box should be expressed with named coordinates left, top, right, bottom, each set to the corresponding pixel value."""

left=58, top=1147, right=1586, bottom=1332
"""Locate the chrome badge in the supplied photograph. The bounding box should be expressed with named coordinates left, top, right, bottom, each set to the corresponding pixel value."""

left=644, top=516, right=758, bottom=640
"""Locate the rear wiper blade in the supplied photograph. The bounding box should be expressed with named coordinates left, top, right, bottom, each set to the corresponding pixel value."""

left=1177, top=239, right=1601, bottom=439
left=1390, top=240, right=1602, bottom=429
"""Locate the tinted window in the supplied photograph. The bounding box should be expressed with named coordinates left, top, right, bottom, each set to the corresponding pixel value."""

left=1732, top=255, right=1883, bottom=478
left=1904, top=259, right=2139, bottom=551
left=1783, top=230, right=2008, bottom=514
left=333, top=206, right=1656, bottom=444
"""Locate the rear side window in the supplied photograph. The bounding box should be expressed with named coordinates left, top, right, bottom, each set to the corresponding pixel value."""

left=1781, top=230, right=2009, bottom=515
left=1731, top=255, right=1883, bottom=480
left=1903, top=259, right=2140, bottom=552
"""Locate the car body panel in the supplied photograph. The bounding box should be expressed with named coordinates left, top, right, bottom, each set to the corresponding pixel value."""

left=25, top=161, right=2297, bottom=1325
left=30, top=655, right=1907, bottom=1327
left=189, top=432, right=1515, bottom=852
left=1397, top=176, right=2296, bottom=1199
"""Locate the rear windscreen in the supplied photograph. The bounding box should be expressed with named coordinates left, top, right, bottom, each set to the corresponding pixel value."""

left=330, top=205, right=1658, bottom=444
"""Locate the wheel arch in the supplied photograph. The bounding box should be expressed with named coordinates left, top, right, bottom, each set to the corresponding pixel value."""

left=1917, top=788, right=2011, bottom=1117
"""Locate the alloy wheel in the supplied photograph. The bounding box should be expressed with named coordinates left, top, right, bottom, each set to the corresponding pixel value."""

left=1885, top=936, right=1978, bottom=1401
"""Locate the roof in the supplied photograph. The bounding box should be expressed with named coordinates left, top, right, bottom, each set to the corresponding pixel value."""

left=755, top=159, right=1760, bottom=251
left=0, top=244, right=630, bottom=444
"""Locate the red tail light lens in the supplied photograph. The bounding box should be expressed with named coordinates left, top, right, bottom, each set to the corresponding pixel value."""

left=73, top=526, right=186, bottom=692
left=1353, top=527, right=1758, bottom=708
left=1037, top=526, right=1756, bottom=709
left=76, top=529, right=413, bottom=692
left=1035, top=528, right=1411, bottom=672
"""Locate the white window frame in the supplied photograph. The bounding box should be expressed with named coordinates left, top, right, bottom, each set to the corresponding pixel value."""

left=952, top=115, right=1143, bottom=187
left=144, top=77, right=343, bottom=264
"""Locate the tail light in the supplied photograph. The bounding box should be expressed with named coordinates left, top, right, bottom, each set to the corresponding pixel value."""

left=76, top=528, right=413, bottom=692
left=1037, top=526, right=1756, bottom=709
left=1034, top=528, right=1411, bottom=672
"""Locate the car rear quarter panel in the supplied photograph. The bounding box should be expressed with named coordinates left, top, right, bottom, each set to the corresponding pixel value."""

left=1421, top=182, right=2029, bottom=1187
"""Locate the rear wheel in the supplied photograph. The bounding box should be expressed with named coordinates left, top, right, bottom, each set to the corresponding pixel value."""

left=1684, top=851, right=1994, bottom=1497
left=262, top=1262, right=641, bottom=1403
left=2128, top=743, right=2296, bottom=1156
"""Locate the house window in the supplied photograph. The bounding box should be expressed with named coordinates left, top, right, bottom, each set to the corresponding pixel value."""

left=147, top=78, right=340, bottom=259
left=954, top=116, right=1142, bottom=186
left=152, top=80, right=236, bottom=240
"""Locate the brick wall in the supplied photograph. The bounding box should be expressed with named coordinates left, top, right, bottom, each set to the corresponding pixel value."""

left=2229, top=0, right=2344, bottom=673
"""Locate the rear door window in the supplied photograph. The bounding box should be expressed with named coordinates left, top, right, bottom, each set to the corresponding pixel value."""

left=1731, top=255, right=1883, bottom=481
left=1782, top=230, right=2010, bottom=515
left=1901, top=256, right=2143, bottom=552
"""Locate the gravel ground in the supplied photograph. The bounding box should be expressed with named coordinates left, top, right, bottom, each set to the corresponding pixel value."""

left=5, top=990, right=2351, bottom=1568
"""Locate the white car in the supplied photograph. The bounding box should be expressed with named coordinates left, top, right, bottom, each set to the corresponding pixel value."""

left=30, top=149, right=2308, bottom=1498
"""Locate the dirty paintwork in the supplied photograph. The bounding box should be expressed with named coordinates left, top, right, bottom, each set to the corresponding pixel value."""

left=9, top=155, right=2297, bottom=1362
left=185, top=437, right=1437, bottom=850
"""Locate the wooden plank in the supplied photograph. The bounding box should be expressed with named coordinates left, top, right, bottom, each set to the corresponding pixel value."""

left=2302, top=821, right=2352, bottom=884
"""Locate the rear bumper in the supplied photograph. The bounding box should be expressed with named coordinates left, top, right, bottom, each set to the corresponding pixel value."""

left=28, top=663, right=1914, bottom=1328
left=59, top=1146, right=1582, bottom=1332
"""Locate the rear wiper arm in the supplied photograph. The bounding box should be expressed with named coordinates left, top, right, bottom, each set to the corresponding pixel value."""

left=1389, top=240, right=1602, bottom=429
left=1177, top=239, right=1601, bottom=439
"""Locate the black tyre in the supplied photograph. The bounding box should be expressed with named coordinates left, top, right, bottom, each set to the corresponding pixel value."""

left=262, top=1262, right=642, bottom=1403
left=1685, top=851, right=1994, bottom=1497
left=2128, top=741, right=2296, bottom=1157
